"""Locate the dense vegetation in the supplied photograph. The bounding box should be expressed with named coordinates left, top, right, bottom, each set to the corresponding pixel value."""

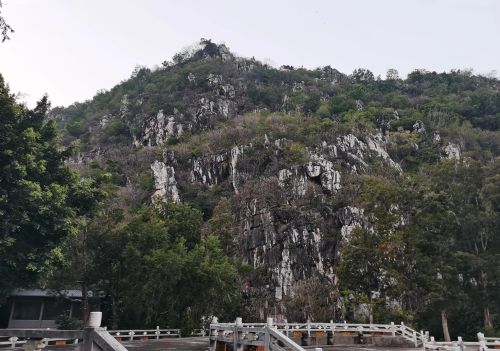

left=1, top=40, right=499, bottom=339
left=0, top=76, right=102, bottom=301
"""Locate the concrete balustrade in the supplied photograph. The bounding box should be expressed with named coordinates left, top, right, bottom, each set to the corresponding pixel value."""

left=0, top=312, right=127, bottom=351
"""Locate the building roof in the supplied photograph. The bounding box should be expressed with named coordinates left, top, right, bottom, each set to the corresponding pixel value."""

left=11, top=289, right=85, bottom=298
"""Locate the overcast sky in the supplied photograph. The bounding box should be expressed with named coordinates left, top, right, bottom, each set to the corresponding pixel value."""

left=0, top=0, right=499, bottom=107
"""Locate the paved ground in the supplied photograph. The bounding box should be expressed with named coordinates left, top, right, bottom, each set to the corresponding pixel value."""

left=305, top=347, right=418, bottom=351
left=41, top=338, right=210, bottom=351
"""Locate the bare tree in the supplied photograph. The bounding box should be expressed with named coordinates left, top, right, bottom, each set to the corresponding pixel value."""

left=0, top=0, right=13, bottom=42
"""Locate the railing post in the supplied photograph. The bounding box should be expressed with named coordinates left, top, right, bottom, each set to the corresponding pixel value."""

left=330, top=320, right=335, bottom=337
left=82, top=312, right=103, bottom=351
left=23, top=339, right=46, bottom=351
left=88, top=312, right=102, bottom=328
left=128, top=331, right=135, bottom=341
left=210, top=317, right=219, bottom=351
left=478, top=332, right=487, bottom=351
left=413, top=331, right=417, bottom=347
left=307, top=319, right=311, bottom=338
left=234, top=318, right=242, bottom=351
left=265, top=318, right=273, bottom=351
left=391, top=322, right=395, bottom=337
left=457, top=336, right=464, bottom=351
left=9, top=337, right=18, bottom=348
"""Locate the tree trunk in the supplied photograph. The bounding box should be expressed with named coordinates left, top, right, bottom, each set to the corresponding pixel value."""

left=111, top=295, right=119, bottom=330
left=441, top=309, right=451, bottom=342
left=82, top=282, right=89, bottom=326
left=484, top=305, right=493, bottom=330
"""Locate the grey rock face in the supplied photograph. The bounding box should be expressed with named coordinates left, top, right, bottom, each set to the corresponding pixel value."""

left=442, top=143, right=461, bottom=160
left=147, top=131, right=401, bottom=302
left=141, top=109, right=184, bottom=146
left=151, top=160, right=180, bottom=203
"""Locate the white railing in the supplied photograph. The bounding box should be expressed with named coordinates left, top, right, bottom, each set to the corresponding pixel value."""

left=191, top=328, right=208, bottom=337
left=0, top=336, right=80, bottom=348
left=424, top=332, right=500, bottom=351
left=0, top=326, right=207, bottom=348
left=484, top=338, right=500, bottom=347
left=212, top=320, right=428, bottom=347
left=0, top=313, right=127, bottom=351
left=107, top=327, right=181, bottom=340
left=210, top=318, right=305, bottom=351
left=0, top=330, right=83, bottom=349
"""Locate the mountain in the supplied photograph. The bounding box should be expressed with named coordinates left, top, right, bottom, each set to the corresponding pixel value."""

left=51, top=39, right=500, bottom=329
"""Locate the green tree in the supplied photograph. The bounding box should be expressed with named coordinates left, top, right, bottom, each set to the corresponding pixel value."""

left=0, top=75, right=101, bottom=301
left=48, top=202, right=239, bottom=332
left=403, top=160, right=499, bottom=340
left=205, top=197, right=237, bottom=256
left=337, top=177, right=406, bottom=323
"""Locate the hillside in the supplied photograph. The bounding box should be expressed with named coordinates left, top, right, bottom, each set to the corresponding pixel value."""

left=51, top=39, right=500, bottom=336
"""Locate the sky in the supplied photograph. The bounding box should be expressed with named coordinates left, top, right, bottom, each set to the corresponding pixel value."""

left=0, top=0, right=499, bottom=107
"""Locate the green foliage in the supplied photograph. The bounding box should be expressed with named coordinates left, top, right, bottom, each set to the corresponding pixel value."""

left=46, top=202, right=239, bottom=331
left=0, top=75, right=102, bottom=301
left=205, top=198, right=237, bottom=256
left=303, top=94, right=321, bottom=114
left=138, top=172, right=154, bottom=191
left=329, top=95, right=356, bottom=114
left=56, top=314, right=84, bottom=330
left=248, top=85, right=282, bottom=107
left=103, top=117, right=129, bottom=137
left=66, top=119, right=86, bottom=137
left=281, top=142, right=309, bottom=165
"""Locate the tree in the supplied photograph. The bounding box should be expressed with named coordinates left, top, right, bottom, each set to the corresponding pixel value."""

left=0, top=1, right=13, bottom=42
left=386, top=69, right=400, bottom=81
left=205, top=197, right=237, bottom=256
left=351, top=68, right=375, bottom=82
left=0, top=75, right=101, bottom=301
left=403, top=160, right=498, bottom=341
left=337, top=177, right=406, bottom=324
left=47, top=202, right=239, bottom=332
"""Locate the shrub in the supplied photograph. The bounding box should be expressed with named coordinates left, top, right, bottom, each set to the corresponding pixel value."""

left=104, top=118, right=130, bottom=137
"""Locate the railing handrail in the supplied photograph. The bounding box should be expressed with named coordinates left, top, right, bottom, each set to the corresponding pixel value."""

left=0, top=326, right=127, bottom=351
left=210, top=320, right=428, bottom=347
left=268, top=327, right=305, bottom=351
left=0, top=329, right=83, bottom=339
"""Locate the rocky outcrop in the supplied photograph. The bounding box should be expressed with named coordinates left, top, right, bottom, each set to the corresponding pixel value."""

left=338, top=206, right=370, bottom=242
left=238, top=191, right=337, bottom=301
left=141, top=109, right=185, bottom=146
left=278, top=158, right=341, bottom=198
left=442, top=143, right=461, bottom=160
left=151, top=160, right=180, bottom=203
left=188, top=145, right=248, bottom=193
left=336, top=133, right=402, bottom=174
left=148, top=132, right=397, bottom=302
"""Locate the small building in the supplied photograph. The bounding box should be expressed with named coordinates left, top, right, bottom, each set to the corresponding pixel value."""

left=5, top=289, right=84, bottom=329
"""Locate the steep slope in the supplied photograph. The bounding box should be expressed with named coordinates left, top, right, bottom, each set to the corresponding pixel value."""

left=52, top=39, right=500, bottom=321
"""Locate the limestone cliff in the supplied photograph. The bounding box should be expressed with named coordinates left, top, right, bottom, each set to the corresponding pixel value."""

left=51, top=39, right=500, bottom=319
